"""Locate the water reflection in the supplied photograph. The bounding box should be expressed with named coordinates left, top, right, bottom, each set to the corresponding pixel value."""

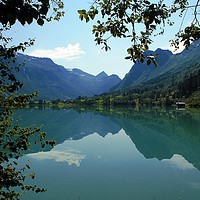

left=16, top=108, right=200, bottom=170
left=113, top=109, right=200, bottom=170
left=163, top=154, right=196, bottom=170
left=14, top=108, right=200, bottom=200
left=28, top=147, right=86, bottom=167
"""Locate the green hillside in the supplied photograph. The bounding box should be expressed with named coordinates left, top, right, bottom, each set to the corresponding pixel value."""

left=61, top=41, right=200, bottom=108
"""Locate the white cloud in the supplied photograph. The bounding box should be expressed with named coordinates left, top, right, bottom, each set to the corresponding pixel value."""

left=160, top=41, right=185, bottom=54
left=169, top=42, right=186, bottom=53
left=28, top=43, right=86, bottom=60
left=27, top=148, right=86, bottom=167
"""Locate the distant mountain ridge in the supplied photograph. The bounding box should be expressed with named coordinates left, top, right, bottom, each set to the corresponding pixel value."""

left=12, top=40, right=200, bottom=101
left=13, top=53, right=121, bottom=100
left=112, top=40, right=200, bottom=91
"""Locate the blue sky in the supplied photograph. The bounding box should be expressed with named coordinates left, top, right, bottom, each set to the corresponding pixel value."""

left=6, top=0, right=193, bottom=78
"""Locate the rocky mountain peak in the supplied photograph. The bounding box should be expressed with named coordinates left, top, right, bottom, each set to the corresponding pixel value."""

left=96, top=71, right=108, bottom=79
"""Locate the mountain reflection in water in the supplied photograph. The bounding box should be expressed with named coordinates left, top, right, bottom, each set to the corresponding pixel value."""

left=14, top=107, right=200, bottom=200
left=16, top=108, right=200, bottom=170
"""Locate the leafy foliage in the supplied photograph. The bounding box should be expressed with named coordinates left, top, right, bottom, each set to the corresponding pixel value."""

left=0, top=0, right=64, bottom=27
left=78, top=0, right=200, bottom=64
left=0, top=0, right=63, bottom=199
left=0, top=44, right=46, bottom=200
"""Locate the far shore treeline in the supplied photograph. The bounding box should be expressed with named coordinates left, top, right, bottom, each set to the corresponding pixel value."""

left=27, top=73, right=200, bottom=109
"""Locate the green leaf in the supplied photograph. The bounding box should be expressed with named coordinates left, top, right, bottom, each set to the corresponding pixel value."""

left=147, top=59, right=151, bottom=65
left=77, top=10, right=82, bottom=14
left=125, top=56, right=131, bottom=60
left=86, top=17, right=90, bottom=23
left=152, top=59, right=158, bottom=67
left=79, top=14, right=83, bottom=21
left=40, top=6, right=48, bottom=15
left=37, top=18, right=44, bottom=26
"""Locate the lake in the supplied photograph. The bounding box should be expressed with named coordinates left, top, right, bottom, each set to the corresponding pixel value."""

left=15, top=107, right=200, bottom=200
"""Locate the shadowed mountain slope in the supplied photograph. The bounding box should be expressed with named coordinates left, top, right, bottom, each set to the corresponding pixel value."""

left=13, top=53, right=121, bottom=100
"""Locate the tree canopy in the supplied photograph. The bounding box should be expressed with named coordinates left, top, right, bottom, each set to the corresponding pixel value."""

left=0, top=1, right=63, bottom=199
left=78, top=0, right=200, bottom=64
left=0, top=0, right=64, bottom=27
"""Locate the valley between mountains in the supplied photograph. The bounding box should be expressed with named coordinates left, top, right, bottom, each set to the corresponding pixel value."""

left=13, top=40, right=200, bottom=107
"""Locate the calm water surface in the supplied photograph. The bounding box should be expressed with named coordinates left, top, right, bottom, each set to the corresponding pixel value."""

left=15, top=108, right=200, bottom=200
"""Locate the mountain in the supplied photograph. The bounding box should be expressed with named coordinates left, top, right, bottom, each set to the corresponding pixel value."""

left=96, top=71, right=108, bottom=79
left=13, top=53, right=121, bottom=100
left=112, top=40, right=200, bottom=91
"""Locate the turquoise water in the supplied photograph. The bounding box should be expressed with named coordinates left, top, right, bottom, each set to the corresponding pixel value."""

left=16, top=108, right=200, bottom=200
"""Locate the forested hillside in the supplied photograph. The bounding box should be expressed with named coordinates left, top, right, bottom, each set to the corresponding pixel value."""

left=61, top=41, right=200, bottom=108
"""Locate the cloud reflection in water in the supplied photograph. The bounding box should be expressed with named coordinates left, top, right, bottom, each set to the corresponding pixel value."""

left=27, top=148, right=86, bottom=167
left=163, top=154, right=195, bottom=170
